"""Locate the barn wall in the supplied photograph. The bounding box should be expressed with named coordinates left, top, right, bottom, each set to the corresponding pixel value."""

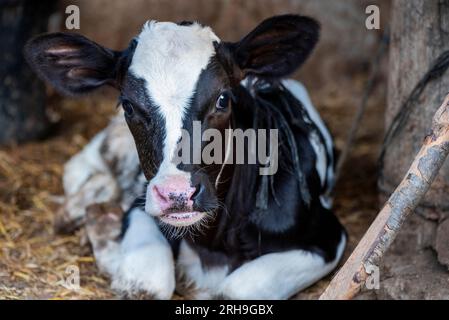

left=58, top=0, right=390, bottom=91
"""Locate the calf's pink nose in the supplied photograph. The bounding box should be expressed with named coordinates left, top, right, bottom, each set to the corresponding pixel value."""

left=152, top=176, right=196, bottom=211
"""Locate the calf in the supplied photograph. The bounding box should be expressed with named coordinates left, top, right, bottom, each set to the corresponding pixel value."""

left=25, top=14, right=346, bottom=299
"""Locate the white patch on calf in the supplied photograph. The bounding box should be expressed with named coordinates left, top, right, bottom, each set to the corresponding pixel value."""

left=129, top=21, right=220, bottom=215
left=130, top=21, right=219, bottom=170
left=113, top=208, right=175, bottom=299
left=219, top=233, right=347, bottom=299
left=60, top=130, right=120, bottom=228
left=61, top=113, right=145, bottom=228
left=63, top=130, right=110, bottom=196
left=282, top=79, right=335, bottom=208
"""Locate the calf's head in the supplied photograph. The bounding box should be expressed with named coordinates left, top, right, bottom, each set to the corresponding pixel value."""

left=25, top=15, right=319, bottom=230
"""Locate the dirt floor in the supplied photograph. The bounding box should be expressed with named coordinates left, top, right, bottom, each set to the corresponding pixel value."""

left=0, top=70, right=386, bottom=299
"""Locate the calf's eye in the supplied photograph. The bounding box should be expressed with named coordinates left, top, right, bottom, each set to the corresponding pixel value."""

left=216, top=92, right=230, bottom=111
left=122, top=100, right=134, bottom=116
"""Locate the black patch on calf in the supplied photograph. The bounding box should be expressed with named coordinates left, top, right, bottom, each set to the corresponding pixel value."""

left=120, top=74, right=165, bottom=180
left=115, top=38, right=138, bottom=87
left=162, top=46, right=344, bottom=266
left=176, top=58, right=230, bottom=213
left=184, top=81, right=344, bottom=267
left=178, top=21, right=194, bottom=26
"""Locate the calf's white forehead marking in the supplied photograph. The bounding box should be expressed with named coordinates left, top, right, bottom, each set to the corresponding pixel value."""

left=129, top=21, right=220, bottom=173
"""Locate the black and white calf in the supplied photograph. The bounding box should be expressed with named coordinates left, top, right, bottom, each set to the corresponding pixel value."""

left=25, top=15, right=346, bottom=299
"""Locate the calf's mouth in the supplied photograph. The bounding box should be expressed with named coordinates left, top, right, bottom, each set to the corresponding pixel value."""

left=159, top=211, right=206, bottom=227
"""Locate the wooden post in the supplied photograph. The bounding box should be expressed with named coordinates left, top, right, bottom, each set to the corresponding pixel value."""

left=320, top=94, right=449, bottom=300
left=321, top=0, right=449, bottom=300
left=377, top=0, right=449, bottom=299
left=381, top=0, right=449, bottom=220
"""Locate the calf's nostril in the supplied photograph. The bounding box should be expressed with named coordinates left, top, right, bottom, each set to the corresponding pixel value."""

left=190, top=184, right=203, bottom=202
left=153, top=185, right=169, bottom=203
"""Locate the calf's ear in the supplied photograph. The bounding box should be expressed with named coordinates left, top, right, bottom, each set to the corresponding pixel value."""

left=217, top=14, right=320, bottom=83
left=24, top=32, right=120, bottom=96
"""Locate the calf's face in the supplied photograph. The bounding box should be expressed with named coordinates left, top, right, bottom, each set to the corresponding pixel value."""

left=25, top=15, right=319, bottom=230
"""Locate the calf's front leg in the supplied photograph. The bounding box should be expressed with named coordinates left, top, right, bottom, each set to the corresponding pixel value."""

left=86, top=205, right=175, bottom=299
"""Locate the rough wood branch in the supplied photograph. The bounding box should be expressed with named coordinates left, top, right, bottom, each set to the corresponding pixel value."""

left=320, top=94, right=449, bottom=300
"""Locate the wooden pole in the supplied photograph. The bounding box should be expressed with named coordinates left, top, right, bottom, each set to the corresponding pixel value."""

left=320, top=94, right=449, bottom=300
